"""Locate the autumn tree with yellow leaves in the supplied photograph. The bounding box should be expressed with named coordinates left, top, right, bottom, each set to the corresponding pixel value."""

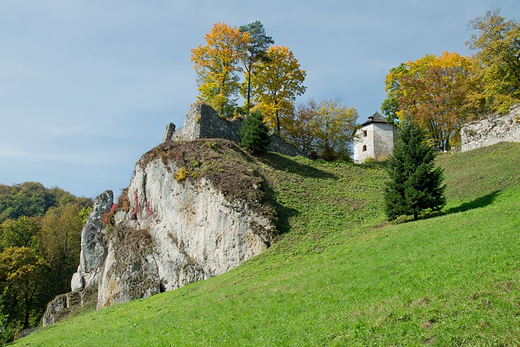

left=467, top=9, right=520, bottom=113
left=283, top=98, right=358, bottom=160
left=191, top=22, right=250, bottom=117
left=0, top=247, right=50, bottom=330
left=382, top=51, right=477, bottom=150
left=191, top=22, right=306, bottom=131
left=251, top=45, right=306, bottom=134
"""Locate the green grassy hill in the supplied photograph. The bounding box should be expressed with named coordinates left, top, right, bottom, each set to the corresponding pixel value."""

left=15, top=142, right=519, bottom=346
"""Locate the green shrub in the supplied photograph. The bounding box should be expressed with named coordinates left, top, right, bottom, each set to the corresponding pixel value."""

left=384, top=119, right=446, bottom=220
left=239, top=110, right=270, bottom=155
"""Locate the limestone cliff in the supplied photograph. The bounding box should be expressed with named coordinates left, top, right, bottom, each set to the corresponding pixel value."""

left=44, top=139, right=276, bottom=324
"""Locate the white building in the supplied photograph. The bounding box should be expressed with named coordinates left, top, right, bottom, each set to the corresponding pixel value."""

left=353, top=112, right=397, bottom=164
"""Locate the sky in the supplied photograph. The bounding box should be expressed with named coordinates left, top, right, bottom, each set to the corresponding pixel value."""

left=1, top=0, right=518, bottom=199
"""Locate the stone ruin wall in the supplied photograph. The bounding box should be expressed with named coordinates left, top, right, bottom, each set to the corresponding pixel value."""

left=163, top=103, right=303, bottom=157
left=461, top=104, right=520, bottom=152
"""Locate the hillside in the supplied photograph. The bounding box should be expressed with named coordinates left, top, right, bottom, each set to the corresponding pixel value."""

left=15, top=142, right=520, bottom=346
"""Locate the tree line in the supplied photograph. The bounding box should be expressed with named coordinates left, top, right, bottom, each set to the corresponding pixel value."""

left=382, top=9, right=519, bottom=151
left=191, top=21, right=359, bottom=161
left=193, top=10, right=518, bottom=158
left=0, top=182, right=91, bottom=342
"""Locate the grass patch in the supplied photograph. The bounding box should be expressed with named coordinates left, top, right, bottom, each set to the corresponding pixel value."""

left=15, top=143, right=520, bottom=346
left=437, top=142, right=520, bottom=208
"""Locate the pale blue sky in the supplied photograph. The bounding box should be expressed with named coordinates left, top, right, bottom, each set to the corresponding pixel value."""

left=1, top=0, right=518, bottom=198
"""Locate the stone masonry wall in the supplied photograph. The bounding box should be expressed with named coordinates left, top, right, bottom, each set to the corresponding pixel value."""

left=163, top=103, right=304, bottom=157
left=461, top=104, right=520, bottom=152
left=353, top=122, right=396, bottom=164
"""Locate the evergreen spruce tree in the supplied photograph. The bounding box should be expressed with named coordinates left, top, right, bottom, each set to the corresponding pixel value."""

left=240, top=110, right=271, bottom=155
left=384, top=119, right=446, bottom=220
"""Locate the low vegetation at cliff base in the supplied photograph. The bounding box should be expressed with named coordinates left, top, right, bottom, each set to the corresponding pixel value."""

left=14, top=141, right=520, bottom=346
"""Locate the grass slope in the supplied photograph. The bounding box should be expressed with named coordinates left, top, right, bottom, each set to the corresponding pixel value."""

left=16, top=143, right=519, bottom=346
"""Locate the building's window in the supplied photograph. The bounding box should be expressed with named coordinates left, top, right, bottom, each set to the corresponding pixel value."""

left=363, top=130, right=367, bottom=137
left=362, top=145, right=367, bottom=152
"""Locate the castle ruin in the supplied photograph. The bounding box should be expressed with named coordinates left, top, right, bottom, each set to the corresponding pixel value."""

left=461, top=104, right=520, bottom=152
left=162, top=103, right=304, bottom=157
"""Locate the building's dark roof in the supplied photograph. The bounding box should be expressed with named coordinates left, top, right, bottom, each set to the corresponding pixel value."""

left=361, top=112, right=388, bottom=126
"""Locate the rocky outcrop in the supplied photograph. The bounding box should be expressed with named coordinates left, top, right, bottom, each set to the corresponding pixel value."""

left=119, top=158, right=273, bottom=295
left=44, top=139, right=276, bottom=324
left=461, top=104, right=520, bottom=152
left=42, top=286, right=97, bottom=326
left=70, top=190, right=112, bottom=292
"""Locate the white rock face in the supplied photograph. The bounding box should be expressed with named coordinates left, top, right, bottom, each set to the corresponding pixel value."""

left=71, top=190, right=112, bottom=292
left=121, top=158, right=274, bottom=293
left=461, top=104, right=520, bottom=152
left=62, top=153, right=274, bottom=312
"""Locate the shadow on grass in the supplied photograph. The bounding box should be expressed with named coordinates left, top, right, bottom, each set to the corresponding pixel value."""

left=442, top=191, right=500, bottom=215
left=262, top=183, right=299, bottom=235
left=273, top=202, right=299, bottom=235
left=261, top=153, right=336, bottom=179
left=388, top=191, right=501, bottom=225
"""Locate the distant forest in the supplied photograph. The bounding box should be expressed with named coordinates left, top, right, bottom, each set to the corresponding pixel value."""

left=0, top=182, right=92, bottom=342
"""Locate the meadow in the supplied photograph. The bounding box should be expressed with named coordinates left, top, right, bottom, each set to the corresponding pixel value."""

left=15, top=142, right=519, bottom=346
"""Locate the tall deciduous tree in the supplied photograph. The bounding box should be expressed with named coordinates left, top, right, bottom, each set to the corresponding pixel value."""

left=381, top=63, right=407, bottom=124
left=283, top=102, right=317, bottom=155
left=382, top=52, right=476, bottom=150
left=311, top=99, right=359, bottom=161
left=239, top=21, right=274, bottom=110
left=0, top=247, right=49, bottom=329
left=39, top=204, right=83, bottom=296
left=251, top=46, right=306, bottom=134
left=191, top=22, right=250, bottom=117
left=467, top=9, right=520, bottom=113
left=384, top=119, right=446, bottom=220
left=0, top=216, right=40, bottom=251
left=284, top=99, right=358, bottom=160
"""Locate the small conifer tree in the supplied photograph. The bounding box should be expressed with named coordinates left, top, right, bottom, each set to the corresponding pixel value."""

left=384, top=118, right=446, bottom=220
left=240, top=110, right=270, bottom=155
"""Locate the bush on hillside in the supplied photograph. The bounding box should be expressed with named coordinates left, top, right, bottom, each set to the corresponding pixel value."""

left=240, top=110, right=271, bottom=155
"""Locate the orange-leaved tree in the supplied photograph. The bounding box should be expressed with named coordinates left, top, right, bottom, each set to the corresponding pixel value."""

left=191, top=22, right=250, bottom=117
left=383, top=51, right=477, bottom=150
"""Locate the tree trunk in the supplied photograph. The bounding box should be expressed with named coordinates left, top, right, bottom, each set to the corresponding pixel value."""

left=246, top=64, right=252, bottom=109
left=23, top=294, right=30, bottom=329
left=275, top=109, right=280, bottom=135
